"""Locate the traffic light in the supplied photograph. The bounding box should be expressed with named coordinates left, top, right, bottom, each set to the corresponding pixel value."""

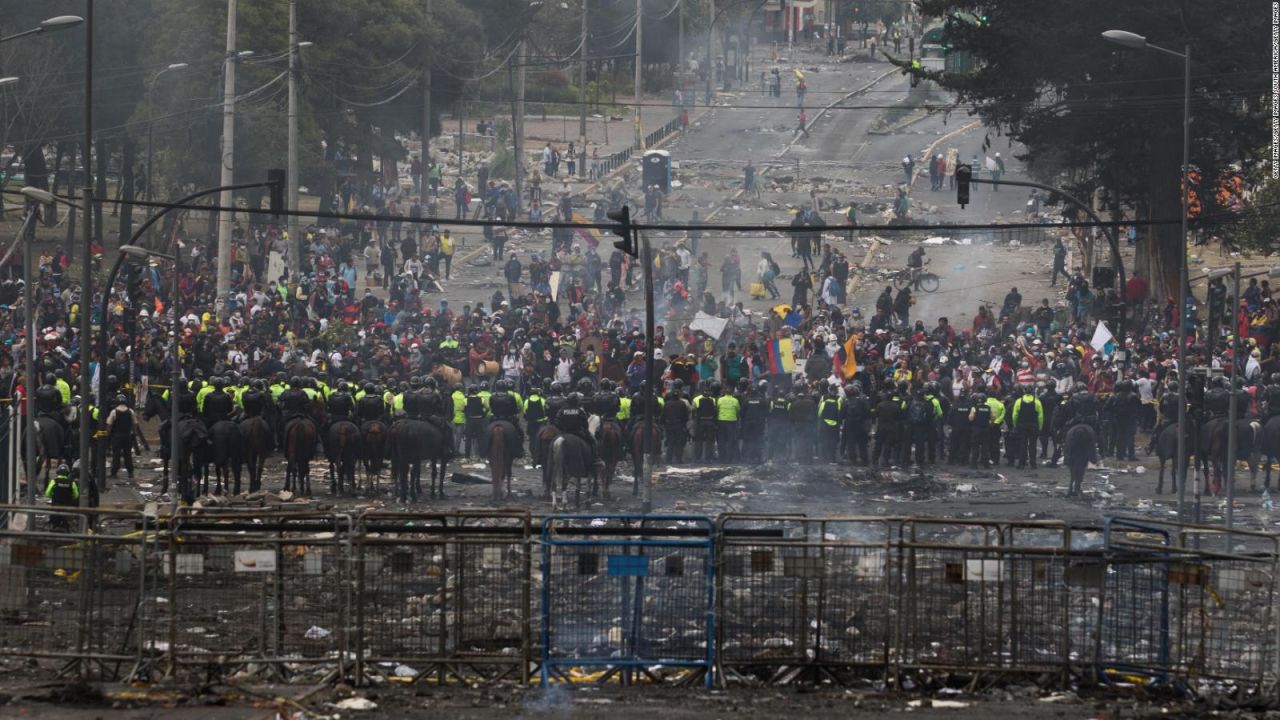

left=956, top=164, right=971, bottom=207
left=267, top=168, right=286, bottom=222
left=608, top=205, right=636, bottom=257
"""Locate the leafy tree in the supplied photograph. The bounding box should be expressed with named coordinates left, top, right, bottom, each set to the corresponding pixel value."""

left=914, top=0, right=1268, bottom=296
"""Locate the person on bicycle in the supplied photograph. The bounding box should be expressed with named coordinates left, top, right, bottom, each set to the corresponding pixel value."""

left=907, top=245, right=927, bottom=290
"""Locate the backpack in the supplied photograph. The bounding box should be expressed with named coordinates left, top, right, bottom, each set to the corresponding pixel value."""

left=907, top=399, right=929, bottom=425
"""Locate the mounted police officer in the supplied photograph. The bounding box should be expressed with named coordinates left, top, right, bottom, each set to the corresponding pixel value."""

left=242, top=379, right=270, bottom=419
left=553, top=391, right=595, bottom=460
left=488, top=378, right=523, bottom=456
left=202, top=376, right=235, bottom=424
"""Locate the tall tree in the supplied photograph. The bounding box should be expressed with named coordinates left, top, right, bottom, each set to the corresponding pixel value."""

left=915, top=0, right=1268, bottom=296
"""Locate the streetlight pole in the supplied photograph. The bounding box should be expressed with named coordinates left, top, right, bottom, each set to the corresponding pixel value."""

left=80, top=0, right=94, bottom=498
left=288, top=1, right=313, bottom=279
left=216, top=0, right=239, bottom=299
left=8, top=207, right=40, bottom=504
left=145, top=63, right=189, bottom=204
left=1102, top=30, right=1191, bottom=519
left=578, top=0, right=589, bottom=144
left=634, top=0, right=643, bottom=148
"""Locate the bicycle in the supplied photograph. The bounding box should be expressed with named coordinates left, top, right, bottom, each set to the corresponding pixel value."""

left=887, top=262, right=940, bottom=293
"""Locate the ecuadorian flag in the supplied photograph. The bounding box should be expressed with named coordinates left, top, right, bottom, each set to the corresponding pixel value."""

left=766, top=338, right=797, bottom=375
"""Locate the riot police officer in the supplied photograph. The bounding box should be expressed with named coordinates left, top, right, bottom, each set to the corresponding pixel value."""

left=841, top=384, right=871, bottom=465
left=691, top=381, right=719, bottom=462
left=357, top=383, right=387, bottom=423
left=104, top=394, right=136, bottom=479
left=662, top=382, right=691, bottom=463
left=739, top=380, right=768, bottom=464
left=202, top=377, right=235, bottom=424
left=463, top=384, right=488, bottom=458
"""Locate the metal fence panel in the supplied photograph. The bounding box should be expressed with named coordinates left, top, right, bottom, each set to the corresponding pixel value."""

left=354, top=511, right=530, bottom=685
left=0, top=507, right=152, bottom=680
left=542, top=515, right=714, bottom=686
left=715, top=516, right=895, bottom=682
left=899, top=520, right=1007, bottom=671
left=159, top=510, right=352, bottom=682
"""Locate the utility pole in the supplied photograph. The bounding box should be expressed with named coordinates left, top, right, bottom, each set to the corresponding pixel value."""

left=578, top=0, right=589, bottom=145
left=787, top=0, right=794, bottom=56
left=216, top=0, right=238, bottom=298
left=677, top=0, right=683, bottom=75
left=513, top=38, right=526, bottom=215
left=634, top=0, right=643, bottom=148
left=420, top=0, right=432, bottom=208
left=79, top=2, right=95, bottom=501
left=287, top=0, right=300, bottom=277
left=704, top=0, right=713, bottom=106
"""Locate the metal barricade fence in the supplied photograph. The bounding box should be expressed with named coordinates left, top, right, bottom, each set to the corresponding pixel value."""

left=1100, top=518, right=1174, bottom=680
left=541, top=515, right=715, bottom=686
left=0, top=506, right=1274, bottom=691
left=157, top=509, right=353, bottom=682
left=715, top=515, right=896, bottom=684
left=0, top=506, right=154, bottom=680
left=1101, top=517, right=1280, bottom=688
left=353, top=511, right=531, bottom=685
left=1172, top=526, right=1280, bottom=687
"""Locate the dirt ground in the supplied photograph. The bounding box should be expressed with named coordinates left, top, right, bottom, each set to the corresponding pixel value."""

left=2, top=680, right=1263, bottom=720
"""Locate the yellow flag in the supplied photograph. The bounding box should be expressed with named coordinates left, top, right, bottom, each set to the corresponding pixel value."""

left=840, top=334, right=859, bottom=379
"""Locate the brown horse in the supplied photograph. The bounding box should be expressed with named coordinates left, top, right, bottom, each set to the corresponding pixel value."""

left=629, top=423, right=661, bottom=497
left=485, top=420, right=521, bottom=500
left=360, top=419, right=389, bottom=494
left=325, top=419, right=361, bottom=496
left=596, top=421, right=624, bottom=500
left=238, top=415, right=271, bottom=493
left=536, top=424, right=562, bottom=498
left=284, top=417, right=318, bottom=496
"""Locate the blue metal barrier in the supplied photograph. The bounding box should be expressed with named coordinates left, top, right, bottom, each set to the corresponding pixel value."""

left=541, top=515, right=715, bottom=686
left=1100, top=517, right=1172, bottom=683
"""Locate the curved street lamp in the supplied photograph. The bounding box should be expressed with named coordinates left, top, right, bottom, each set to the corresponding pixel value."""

left=0, top=15, right=84, bottom=44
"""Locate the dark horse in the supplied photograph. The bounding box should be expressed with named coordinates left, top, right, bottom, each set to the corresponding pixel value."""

left=483, top=420, right=521, bottom=500
left=171, top=417, right=210, bottom=498
left=1063, top=422, right=1098, bottom=497
left=238, top=415, right=271, bottom=493
left=284, top=417, right=318, bottom=495
left=596, top=420, right=624, bottom=500
left=389, top=419, right=451, bottom=502
left=206, top=419, right=243, bottom=495
left=1201, top=416, right=1260, bottom=496
left=1261, top=415, right=1280, bottom=490
left=30, top=415, right=66, bottom=484
left=1153, top=418, right=1196, bottom=495
left=547, top=432, right=597, bottom=509
left=325, top=419, right=361, bottom=496
left=629, top=423, right=661, bottom=497
left=360, top=419, right=389, bottom=494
